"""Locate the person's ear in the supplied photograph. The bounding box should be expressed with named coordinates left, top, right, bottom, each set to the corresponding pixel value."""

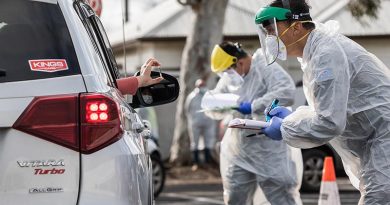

left=237, top=59, right=244, bottom=68
left=293, top=22, right=303, bottom=35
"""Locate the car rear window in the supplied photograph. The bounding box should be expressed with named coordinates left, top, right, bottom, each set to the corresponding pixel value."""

left=0, top=0, right=81, bottom=83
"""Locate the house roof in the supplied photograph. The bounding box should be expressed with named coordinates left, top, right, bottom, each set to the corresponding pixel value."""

left=109, top=0, right=390, bottom=47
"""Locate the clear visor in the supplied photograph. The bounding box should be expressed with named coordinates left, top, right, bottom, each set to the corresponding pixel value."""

left=217, top=68, right=244, bottom=92
left=256, top=18, right=280, bottom=65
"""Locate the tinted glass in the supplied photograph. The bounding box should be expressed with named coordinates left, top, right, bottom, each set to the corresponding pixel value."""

left=0, top=0, right=81, bottom=83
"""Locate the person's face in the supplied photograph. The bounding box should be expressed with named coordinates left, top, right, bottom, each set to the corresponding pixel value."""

left=234, top=56, right=251, bottom=76
left=267, top=21, right=307, bottom=57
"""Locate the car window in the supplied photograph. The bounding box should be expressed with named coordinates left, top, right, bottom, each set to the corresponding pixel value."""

left=75, top=2, right=119, bottom=88
left=0, top=0, right=81, bottom=83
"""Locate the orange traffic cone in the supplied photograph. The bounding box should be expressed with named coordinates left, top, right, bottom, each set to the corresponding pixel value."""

left=318, top=157, right=341, bottom=205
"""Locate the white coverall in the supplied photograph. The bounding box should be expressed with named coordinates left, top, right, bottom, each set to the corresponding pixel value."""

left=185, top=88, right=216, bottom=151
left=210, top=49, right=302, bottom=205
left=281, top=21, right=390, bottom=204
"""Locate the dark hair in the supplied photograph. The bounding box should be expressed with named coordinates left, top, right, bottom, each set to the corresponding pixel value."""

left=219, top=41, right=248, bottom=61
left=269, top=0, right=315, bottom=30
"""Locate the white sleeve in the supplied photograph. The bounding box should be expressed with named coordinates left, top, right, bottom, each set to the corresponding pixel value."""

left=251, top=61, right=296, bottom=114
left=282, top=49, right=350, bottom=149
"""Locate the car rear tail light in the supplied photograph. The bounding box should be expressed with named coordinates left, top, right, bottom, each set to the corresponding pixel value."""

left=85, top=101, right=109, bottom=122
left=13, top=95, right=80, bottom=150
left=13, top=93, right=123, bottom=154
left=80, top=93, right=123, bottom=154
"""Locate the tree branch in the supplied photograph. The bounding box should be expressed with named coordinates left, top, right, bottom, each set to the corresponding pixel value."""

left=348, top=0, right=381, bottom=20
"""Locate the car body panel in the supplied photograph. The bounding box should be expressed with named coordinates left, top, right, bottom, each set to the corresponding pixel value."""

left=0, top=97, right=32, bottom=127
left=147, top=139, right=158, bottom=154
left=78, top=89, right=151, bottom=205
left=78, top=134, right=149, bottom=205
left=0, top=129, right=80, bottom=205
left=0, top=39, right=85, bottom=205
left=0, top=75, right=86, bottom=99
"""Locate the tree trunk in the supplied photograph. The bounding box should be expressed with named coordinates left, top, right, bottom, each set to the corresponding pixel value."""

left=169, top=0, right=229, bottom=165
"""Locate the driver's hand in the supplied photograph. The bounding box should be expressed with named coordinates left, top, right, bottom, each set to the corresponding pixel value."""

left=137, top=58, right=164, bottom=87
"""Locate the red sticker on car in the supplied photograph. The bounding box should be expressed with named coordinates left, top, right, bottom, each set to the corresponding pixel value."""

left=29, top=59, right=68, bottom=72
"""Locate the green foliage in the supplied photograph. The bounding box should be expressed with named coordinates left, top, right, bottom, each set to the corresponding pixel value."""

left=348, top=0, right=381, bottom=20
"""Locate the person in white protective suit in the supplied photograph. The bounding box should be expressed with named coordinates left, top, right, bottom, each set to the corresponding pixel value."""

left=255, top=0, right=390, bottom=204
left=208, top=41, right=302, bottom=205
left=185, top=79, right=217, bottom=170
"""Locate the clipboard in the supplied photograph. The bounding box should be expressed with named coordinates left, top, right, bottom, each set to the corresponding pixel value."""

left=228, top=118, right=270, bottom=130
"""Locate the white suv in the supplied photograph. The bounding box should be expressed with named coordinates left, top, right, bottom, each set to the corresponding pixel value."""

left=0, top=0, right=179, bottom=204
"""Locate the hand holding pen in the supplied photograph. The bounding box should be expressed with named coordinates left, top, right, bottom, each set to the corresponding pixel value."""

left=265, top=99, right=279, bottom=122
left=264, top=99, right=292, bottom=121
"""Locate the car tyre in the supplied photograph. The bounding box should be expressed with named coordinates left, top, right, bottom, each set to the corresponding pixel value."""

left=151, top=153, right=165, bottom=197
left=301, top=149, right=328, bottom=192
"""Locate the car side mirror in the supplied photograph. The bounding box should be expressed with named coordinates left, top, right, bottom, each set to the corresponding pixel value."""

left=130, top=71, right=180, bottom=108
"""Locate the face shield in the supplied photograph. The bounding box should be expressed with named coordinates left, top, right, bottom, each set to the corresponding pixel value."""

left=255, top=4, right=313, bottom=65
left=256, top=18, right=287, bottom=65
left=217, top=68, right=244, bottom=92
left=210, top=45, right=237, bottom=73
left=211, top=44, right=244, bottom=91
left=255, top=6, right=291, bottom=65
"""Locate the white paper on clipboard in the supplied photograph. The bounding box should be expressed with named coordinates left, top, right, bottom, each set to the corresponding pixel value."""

left=228, top=118, right=270, bottom=130
left=201, top=92, right=239, bottom=111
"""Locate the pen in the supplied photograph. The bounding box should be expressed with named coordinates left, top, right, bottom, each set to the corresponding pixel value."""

left=265, top=99, right=279, bottom=122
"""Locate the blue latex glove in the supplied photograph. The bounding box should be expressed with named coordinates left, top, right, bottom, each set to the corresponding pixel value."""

left=265, top=106, right=292, bottom=119
left=237, top=102, right=252, bottom=115
left=262, top=116, right=283, bottom=140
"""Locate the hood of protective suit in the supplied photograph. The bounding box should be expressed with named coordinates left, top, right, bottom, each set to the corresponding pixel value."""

left=298, top=20, right=340, bottom=72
